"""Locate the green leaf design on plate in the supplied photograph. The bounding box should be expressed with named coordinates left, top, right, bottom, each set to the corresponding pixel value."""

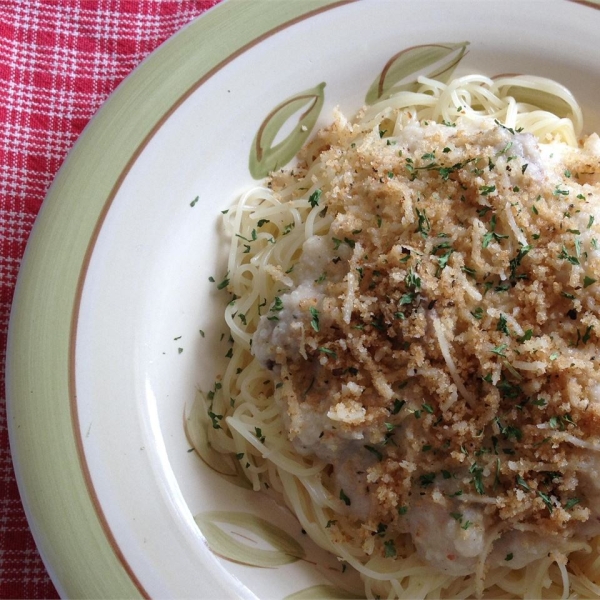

left=249, top=82, right=325, bottom=179
left=492, top=78, right=576, bottom=121
left=365, top=41, right=469, bottom=104
left=185, top=392, right=251, bottom=489
left=194, top=511, right=306, bottom=567
left=284, top=585, right=363, bottom=599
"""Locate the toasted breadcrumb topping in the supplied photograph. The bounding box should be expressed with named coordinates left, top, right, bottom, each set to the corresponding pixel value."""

left=253, top=111, right=600, bottom=575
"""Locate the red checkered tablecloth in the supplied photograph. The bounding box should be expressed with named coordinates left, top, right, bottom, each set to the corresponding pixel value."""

left=0, top=2, right=220, bottom=597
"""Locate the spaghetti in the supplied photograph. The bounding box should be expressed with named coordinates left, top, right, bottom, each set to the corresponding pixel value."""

left=197, top=75, right=600, bottom=598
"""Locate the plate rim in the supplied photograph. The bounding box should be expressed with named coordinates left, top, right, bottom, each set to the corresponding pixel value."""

left=6, top=0, right=600, bottom=598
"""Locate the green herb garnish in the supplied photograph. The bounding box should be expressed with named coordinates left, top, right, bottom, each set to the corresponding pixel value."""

left=308, top=189, right=322, bottom=207
left=340, top=489, right=351, bottom=506
left=309, top=306, right=320, bottom=332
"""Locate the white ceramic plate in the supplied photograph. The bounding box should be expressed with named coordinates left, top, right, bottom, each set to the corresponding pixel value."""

left=6, top=0, right=600, bottom=597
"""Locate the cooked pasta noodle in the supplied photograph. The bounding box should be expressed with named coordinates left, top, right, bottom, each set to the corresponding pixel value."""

left=196, top=74, right=600, bottom=598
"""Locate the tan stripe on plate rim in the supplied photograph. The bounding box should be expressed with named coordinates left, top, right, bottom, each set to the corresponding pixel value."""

left=567, top=0, right=600, bottom=9
left=67, top=1, right=357, bottom=597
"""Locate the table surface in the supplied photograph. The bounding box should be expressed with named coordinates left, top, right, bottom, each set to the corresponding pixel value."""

left=0, top=2, right=220, bottom=598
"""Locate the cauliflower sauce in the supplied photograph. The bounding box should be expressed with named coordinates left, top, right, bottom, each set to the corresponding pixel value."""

left=253, top=115, right=600, bottom=577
